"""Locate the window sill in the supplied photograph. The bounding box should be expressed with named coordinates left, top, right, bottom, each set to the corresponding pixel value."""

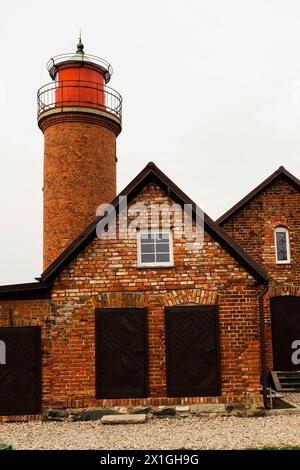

left=136, top=265, right=175, bottom=269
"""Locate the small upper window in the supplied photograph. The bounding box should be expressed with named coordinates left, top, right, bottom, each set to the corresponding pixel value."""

left=274, top=227, right=290, bottom=264
left=137, top=231, right=173, bottom=267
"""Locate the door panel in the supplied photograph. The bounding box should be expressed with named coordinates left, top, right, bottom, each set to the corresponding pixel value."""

left=165, top=306, right=220, bottom=397
left=271, top=296, right=300, bottom=371
left=0, top=327, right=42, bottom=415
left=95, top=308, right=148, bottom=398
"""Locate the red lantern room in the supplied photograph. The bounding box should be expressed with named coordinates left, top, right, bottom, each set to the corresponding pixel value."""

left=49, top=38, right=110, bottom=109
left=37, top=37, right=122, bottom=118
left=37, top=39, right=122, bottom=268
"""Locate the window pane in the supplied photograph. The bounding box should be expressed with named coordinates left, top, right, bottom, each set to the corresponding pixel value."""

left=141, top=253, right=155, bottom=263
left=276, top=231, right=288, bottom=261
left=141, top=243, right=155, bottom=254
left=156, top=233, right=169, bottom=241
left=139, top=232, right=172, bottom=265
left=156, top=243, right=170, bottom=253
left=141, top=234, right=155, bottom=243
left=156, top=253, right=170, bottom=263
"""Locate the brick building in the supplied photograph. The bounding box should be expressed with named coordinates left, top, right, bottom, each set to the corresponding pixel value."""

left=0, top=41, right=299, bottom=419
left=217, top=166, right=300, bottom=385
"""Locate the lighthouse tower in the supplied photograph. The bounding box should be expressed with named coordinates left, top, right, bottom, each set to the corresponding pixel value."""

left=38, top=39, right=122, bottom=268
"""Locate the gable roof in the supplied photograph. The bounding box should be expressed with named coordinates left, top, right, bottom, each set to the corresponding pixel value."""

left=0, top=281, right=51, bottom=301
left=217, top=166, right=300, bottom=226
left=39, top=161, right=268, bottom=284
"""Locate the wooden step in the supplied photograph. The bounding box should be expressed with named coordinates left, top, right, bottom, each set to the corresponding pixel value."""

left=271, top=370, right=300, bottom=392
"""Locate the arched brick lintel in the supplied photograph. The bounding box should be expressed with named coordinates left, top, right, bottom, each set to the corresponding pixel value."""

left=162, top=289, right=220, bottom=307
left=267, top=285, right=300, bottom=298
left=90, top=289, right=220, bottom=309
left=92, top=292, right=146, bottom=309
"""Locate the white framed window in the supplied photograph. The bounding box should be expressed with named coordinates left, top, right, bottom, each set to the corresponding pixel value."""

left=137, top=231, right=173, bottom=267
left=274, top=226, right=290, bottom=264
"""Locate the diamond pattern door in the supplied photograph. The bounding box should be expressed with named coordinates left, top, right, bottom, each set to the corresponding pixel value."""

left=0, top=327, right=42, bottom=415
left=165, top=306, right=220, bottom=397
left=95, top=308, right=148, bottom=398
left=271, top=296, right=300, bottom=371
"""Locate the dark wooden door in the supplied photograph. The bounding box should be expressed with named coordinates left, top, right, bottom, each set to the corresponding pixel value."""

left=0, top=327, right=41, bottom=415
left=271, top=296, right=300, bottom=370
left=95, top=308, right=148, bottom=398
left=165, top=306, right=220, bottom=396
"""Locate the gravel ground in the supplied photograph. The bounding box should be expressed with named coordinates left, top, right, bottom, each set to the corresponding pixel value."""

left=1, top=415, right=300, bottom=450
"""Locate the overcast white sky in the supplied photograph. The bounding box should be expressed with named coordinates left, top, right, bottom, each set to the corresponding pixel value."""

left=1, top=0, right=300, bottom=285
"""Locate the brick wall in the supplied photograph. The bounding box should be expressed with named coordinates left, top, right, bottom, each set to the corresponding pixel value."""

left=221, top=177, right=300, bottom=370
left=47, top=182, right=262, bottom=408
left=42, top=112, right=119, bottom=268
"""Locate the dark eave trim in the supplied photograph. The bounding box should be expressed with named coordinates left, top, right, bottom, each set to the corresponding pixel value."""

left=0, top=282, right=51, bottom=301
left=203, top=213, right=268, bottom=283
left=40, top=161, right=268, bottom=284
left=216, top=166, right=300, bottom=226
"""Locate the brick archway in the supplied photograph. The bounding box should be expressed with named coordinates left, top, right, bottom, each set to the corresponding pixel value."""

left=91, top=292, right=146, bottom=309
left=162, top=289, right=220, bottom=307
left=268, top=285, right=300, bottom=299
left=91, top=289, right=220, bottom=309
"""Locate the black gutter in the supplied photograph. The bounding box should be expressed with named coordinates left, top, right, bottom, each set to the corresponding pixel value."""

left=259, top=283, right=271, bottom=409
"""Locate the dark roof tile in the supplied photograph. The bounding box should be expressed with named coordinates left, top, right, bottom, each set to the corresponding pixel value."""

left=40, top=162, right=268, bottom=284
left=217, top=166, right=300, bottom=226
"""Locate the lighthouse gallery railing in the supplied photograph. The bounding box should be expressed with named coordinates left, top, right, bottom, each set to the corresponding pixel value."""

left=37, top=80, right=122, bottom=121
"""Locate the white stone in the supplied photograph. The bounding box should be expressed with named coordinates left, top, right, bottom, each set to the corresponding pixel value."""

left=101, top=414, right=147, bottom=425
left=175, top=405, right=190, bottom=412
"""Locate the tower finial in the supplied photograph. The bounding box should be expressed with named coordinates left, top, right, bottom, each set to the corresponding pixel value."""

left=76, top=32, right=84, bottom=54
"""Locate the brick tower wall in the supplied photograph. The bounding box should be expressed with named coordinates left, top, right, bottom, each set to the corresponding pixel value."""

left=41, top=112, right=119, bottom=268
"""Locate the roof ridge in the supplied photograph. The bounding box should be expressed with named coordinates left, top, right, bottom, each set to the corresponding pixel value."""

left=216, top=166, right=300, bottom=225
left=40, top=161, right=268, bottom=284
